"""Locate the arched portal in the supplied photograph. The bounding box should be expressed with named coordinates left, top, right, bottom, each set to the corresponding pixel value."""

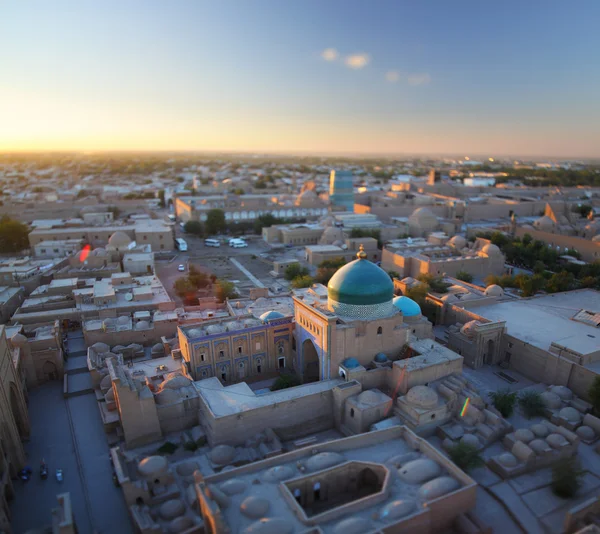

left=42, top=360, right=58, bottom=381
left=302, top=339, right=320, bottom=383
left=485, top=339, right=495, bottom=365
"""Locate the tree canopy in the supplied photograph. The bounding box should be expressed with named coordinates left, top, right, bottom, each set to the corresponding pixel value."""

left=205, top=209, right=226, bottom=235
left=0, top=216, right=30, bottom=253
left=184, top=220, right=203, bottom=236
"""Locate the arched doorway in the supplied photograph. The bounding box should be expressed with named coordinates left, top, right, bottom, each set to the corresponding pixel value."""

left=302, top=339, right=320, bottom=383
left=485, top=339, right=495, bottom=365
left=42, top=361, right=58, bottom=381
left=9, top=384, right=28, bottom=439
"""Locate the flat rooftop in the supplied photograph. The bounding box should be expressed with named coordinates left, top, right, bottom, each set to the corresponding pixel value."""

left=202, top=425, right=475, bottom=534
left=228, top=295, right=295, bottom=319
left=473, top=289, right=600, bottom=356
left=195, top=377, right=344, bottom=417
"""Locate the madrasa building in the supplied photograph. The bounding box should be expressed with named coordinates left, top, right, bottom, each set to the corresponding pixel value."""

left=293, top=245, right=433, bottom=383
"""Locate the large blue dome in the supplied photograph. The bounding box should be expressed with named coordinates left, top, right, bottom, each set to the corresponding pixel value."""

left=342, top=357, right=361, bottom=369
left=392, top=296, right=422, bottom=317
left=328, top=248, right=393, bottom=306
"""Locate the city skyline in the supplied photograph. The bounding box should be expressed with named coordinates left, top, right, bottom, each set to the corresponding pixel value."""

left=2, top=0, right=600, bottom=157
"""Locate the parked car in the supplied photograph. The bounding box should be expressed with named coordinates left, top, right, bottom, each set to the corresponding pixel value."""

left=18, top=467, right=32, bottom=482
left=177, top=264, right=185, bottom=272
left=56, top=468, right=63, bottom=482
left=40, top=460, right=48, bottom=480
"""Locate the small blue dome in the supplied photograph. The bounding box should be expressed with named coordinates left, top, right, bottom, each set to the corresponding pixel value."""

left=259, top=310, right=285, bottom=322
left=392, top=296, right=422, bottom=317
left=342, top=357, right=361, bottom=369
left=374, top=353, right=388, bottom=363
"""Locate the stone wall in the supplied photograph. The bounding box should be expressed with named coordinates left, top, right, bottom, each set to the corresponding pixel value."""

left=198, top=385, right=337, bottom=446
left=515, top=227, right=600, bottom=263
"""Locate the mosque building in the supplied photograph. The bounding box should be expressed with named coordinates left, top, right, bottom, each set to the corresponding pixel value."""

left=293, top=245, right=433, bottom=382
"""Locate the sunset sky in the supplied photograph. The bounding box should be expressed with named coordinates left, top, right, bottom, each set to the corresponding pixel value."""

left=1, top=0, right=600, bottom=157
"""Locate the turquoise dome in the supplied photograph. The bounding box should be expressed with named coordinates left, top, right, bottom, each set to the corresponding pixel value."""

left=259, top=310, right=285, bottom=322
left=374, top=353, right=388, bottom=363
left=328, top=249, right=394, bottom=306
left=392, top=296, right=422, bottom=317
left=342, top=358, right=361, bottom=369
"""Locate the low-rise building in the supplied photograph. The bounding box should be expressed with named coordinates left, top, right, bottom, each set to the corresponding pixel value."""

left=33, top=239, right=84, bottom=258
left=0, top=287, right=25, bottom=324
left=305, top=238, right=380, bottom=266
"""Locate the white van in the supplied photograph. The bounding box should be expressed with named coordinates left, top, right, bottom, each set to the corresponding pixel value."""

left=204, top=238, right=221, bottom=247
left=229, top=238, right=248, bottom=248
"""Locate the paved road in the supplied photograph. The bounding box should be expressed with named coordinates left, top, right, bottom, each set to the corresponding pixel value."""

left=11, top=383, right=132, bottom=534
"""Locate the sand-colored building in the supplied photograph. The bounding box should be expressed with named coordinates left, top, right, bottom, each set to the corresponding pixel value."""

left=381, top=236, right=505, bottom=279
left=0, top=326, right=30, bottom=533
left=175, top=192, right=328, bottom=224
left=28, top=221, right=174, bottom=252
left=304, top=237, right=381, bottom=266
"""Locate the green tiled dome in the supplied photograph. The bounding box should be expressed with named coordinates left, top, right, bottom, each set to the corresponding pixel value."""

left=327, top=247, right=394, bottom=306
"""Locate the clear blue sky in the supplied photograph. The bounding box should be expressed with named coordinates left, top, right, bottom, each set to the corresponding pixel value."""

left=1, top=0, right=600, bottom=157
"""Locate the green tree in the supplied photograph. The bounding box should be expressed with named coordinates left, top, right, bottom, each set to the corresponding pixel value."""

left=158, top=189, right=166, bottom=208
left=388, top=270, right=400, bottom=280
left=572, top=204, right=593, bottom=218
left=518, top=390, right=546, bottom=419
left=0, top=216, right=30, bottom=253
left=188, top=265, right=210, bottom=289
left=184, top=220, right=203, bottom=236
left=455, top=271, right=473, bottom=283
left=315, top=257, right=346, bottom=285
left=271, top=374, right=301, bottom=391
left=284, top=263, right=308, bottom=281
left=291, top=275, right=314, bottom=289
left=551, top=457, right=584, bottom=498
left=205, top=209, right=226, bottom=235
left=215, top=279, right=238, bottom=302
left=417, top=273, right=450, bottom=293
left=447, top=442, right=484, bottom=472
left=173, top=277, right=197, bottom=299
left=253, top=213, right=281, bottom=234
left=489, top=389, right=517, bottom=418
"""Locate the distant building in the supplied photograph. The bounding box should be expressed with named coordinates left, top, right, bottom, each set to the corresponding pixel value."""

left=329, top=170, right=355, bottom=211
left=427, top=168, right=442, bottom=186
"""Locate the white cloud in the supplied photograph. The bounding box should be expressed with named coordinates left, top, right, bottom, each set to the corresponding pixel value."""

left=407, top=73, right=432, bottom=86
left=321, top=48, right=339, bottom=62
left=385, top=70, right=400, bottom=83
left=344, top=53, right=370, bottom=69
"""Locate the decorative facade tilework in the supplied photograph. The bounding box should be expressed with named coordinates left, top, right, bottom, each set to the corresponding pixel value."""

left=328, top=298, right=395, bottom=320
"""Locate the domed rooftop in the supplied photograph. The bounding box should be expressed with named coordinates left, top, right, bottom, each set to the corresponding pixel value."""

left=392, top=296, right=421, bottom=317
left=460, top=320, right=480, bottom=339
left=209, top=445, right=235, bottom=466
left=357, top=390, right=381, bottom=406
left=262, top=465, right=295, bottom=482
left=259, top=310, right=285, bottom=323
left=160, top=374, right=192, bottom=390
left=441, top=293, right=458, bottom=303
left=447, top=235, right=467, bottom=249
left=398, top=458, right=442, bottom=484
left=342, top=357, right=361, bottom=369
left=295, top=189, right=318, bottom=206
left=328, top=246, right=394, bottom=309
left=91, top=342, right=110, bottom=353
left=484, top=284, right=504, bottom=297
left=550, top=385, right=573, bottom=400
left=380, top=500, right=417, bottom=521
left=481, top=243, right=501, bottom=256
left=533, top=215, right=556, bottom=232
left=243, top=518, right=293, bottom=534
left=305, top=452, right=345, bottom=472
left=138, top=455, right=168, bottom=478
left=406, top=385, right=438, bottom=409
left=374, top=352, right=388, bottom=363
left=333, top=517, right=373, bottom=534
left=240, top=496, right=270, bottom=518
left=160, top=499, right=185, bottom=520
left=108, top=231, right=132, bottom=247
left=320, top=226, right=345, bottom=245
left=408, top=207, right=438, bottom=232
left=155, top=389, right=181, bottom=405
left=418, top=476, right=460, bottom=501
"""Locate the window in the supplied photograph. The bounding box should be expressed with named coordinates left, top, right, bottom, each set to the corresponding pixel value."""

left=201, top=370, right=207, bottom=378
left=143, top=235, right=147, bottom=240
left=278, top=356, right=285, bottom=369
left=238, top=346, right=242, bottom=354
left=350, top=408, right=355, bottom=418
left=53, top=249, right=59, bottom=253
left=95, top=235, right=99, bottom=239
left=278, top=343, right=284, bottom=355
left=219, top=350, right=224, bottom=358
left=255, top=342, right=261, bottom=350
left=377, top=326, right=382, bottom=335
left=159, top=235, right=163, bottom=240
left=294, top=488, right=301, bottom=504
left=239, top=362, right=244, bottom=368
left=41, top=249, right=46, bottom=254
left=221, top=372, right=227, bottom=381
left=313, top=482, right=321, bottom=501
left=160, top=245, right=164, bottom=250
left=200, top=353, right=206, bottom=362
left=257, top=359, right=262, bottom=374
